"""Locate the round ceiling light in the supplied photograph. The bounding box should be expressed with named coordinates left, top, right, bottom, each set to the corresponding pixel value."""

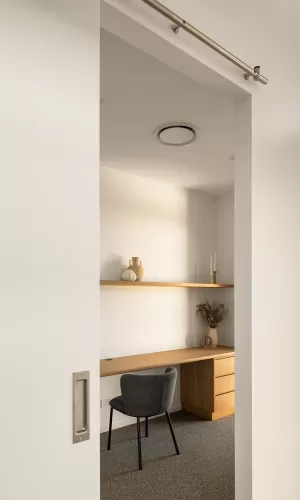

left=157, top=124, right=196, bottom=146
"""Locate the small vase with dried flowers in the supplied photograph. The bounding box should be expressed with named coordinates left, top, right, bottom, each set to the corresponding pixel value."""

left=196, top=299, right=228, bottom=348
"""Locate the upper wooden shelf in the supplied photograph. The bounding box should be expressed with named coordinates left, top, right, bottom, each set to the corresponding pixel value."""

left=100, top=280, right=233, bottom=289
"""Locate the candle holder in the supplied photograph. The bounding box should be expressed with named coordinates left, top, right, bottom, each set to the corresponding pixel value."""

left=209, top=271, right=217, bottom=284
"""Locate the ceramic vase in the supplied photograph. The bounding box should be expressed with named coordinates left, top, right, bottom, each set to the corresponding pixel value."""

left=121, top=269, right=137, bottom=281
left=206, top=327, right=218, bottom=348
left=128, top=257, right=144, bottom=281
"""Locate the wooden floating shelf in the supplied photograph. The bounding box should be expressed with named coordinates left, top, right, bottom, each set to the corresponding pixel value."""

left=100, top=280, right=233, bottom=289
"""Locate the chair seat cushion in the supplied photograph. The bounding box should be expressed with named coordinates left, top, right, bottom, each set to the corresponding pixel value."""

left=109, top=395, right=125, bottom=414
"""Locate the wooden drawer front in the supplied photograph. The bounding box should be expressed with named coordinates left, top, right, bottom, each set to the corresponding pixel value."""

left=215, top=391, right=235, bottom=412
left=215, top=374, right=235, bottom=395
left=214, top=356, right=235, bottom=378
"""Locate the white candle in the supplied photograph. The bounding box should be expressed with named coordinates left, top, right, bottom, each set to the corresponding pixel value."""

left=214, top=252, right=217, bottom=272
left=210, top=255, right=213, bottom=275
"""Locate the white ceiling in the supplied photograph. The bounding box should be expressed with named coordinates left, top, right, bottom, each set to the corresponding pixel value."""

left=100, top=29, right=236, bottom=193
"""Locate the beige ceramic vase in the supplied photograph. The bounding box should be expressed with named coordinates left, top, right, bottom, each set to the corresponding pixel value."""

left=128, top=257, right=144, bottom=281
left=206, top=327, right=219, bottom=348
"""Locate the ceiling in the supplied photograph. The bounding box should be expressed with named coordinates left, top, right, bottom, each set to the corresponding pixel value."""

left=100, top=29, right=236, bottom=193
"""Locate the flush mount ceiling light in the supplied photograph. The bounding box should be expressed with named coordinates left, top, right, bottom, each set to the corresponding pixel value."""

left=156, top=124, right=197, bottom=146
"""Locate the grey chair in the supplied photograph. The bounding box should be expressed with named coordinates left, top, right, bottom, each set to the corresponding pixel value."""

left=107, top=367, right=180, bottom=470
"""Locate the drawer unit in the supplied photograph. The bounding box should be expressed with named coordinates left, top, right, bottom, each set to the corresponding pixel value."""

left=181, top=354, right=235, bottom=421
left=214, top=374, right=235, bottom=395
left=214, top=356, right=235, bottom=378
left=214, top=391, right=235, bottom=413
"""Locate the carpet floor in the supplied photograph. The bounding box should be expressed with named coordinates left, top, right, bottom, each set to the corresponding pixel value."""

left=100, top=411, right=234, bottom=500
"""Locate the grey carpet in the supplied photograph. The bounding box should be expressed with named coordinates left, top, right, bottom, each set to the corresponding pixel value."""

left=100, top=411, right=234, bottom=500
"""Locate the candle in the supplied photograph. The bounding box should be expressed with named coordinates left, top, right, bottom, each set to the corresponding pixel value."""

left=214, top=252, right=217, bottom=272
left=210, top=255, right=213, bottom=275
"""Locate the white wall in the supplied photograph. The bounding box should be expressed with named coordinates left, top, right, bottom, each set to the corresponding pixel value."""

left=101, top=1, right=300, bottom=499
left=189, top=188, right=235, bottom=347
left=0, top=2, right=100, bottom=499
left=100, top=166, right=233, bottom=431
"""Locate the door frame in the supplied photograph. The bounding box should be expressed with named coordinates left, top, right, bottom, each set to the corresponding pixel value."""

left=100, top=2, right=253, bottom=498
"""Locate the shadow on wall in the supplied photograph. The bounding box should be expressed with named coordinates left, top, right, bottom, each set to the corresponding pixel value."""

left=185, top=289, right=206, bottom=348
left=187, top=189, right=216, bottom=284
left=185, top=190, right=217, bottom=348
left=100, top=253, right=127, bottom=280
left=185, top=189, right=234, bottom=347
left=186, top=289, right=197, bottom=348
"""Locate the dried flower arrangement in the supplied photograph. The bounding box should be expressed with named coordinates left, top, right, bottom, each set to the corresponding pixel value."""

left=196, top=299, right=228, bottom=328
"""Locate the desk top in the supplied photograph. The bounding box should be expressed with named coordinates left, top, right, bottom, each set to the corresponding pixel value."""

left=100, top=346, right=234, bottom=377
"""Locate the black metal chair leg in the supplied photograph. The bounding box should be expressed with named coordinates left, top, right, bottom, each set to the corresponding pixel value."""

left=165, top=411, right=180, bottom=455
left=137, top=417, right=143, bottom=470
left=145, top=417, right=149, bottom=437
left=107, top=407, right=113, bottom=451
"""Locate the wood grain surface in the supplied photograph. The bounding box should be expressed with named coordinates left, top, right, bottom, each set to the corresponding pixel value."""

left=100, top=346, right=234, bottom=377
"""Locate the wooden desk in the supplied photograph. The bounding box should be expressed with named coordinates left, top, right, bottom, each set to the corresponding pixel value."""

left=100, top=346, right=235, bottom=421
left=100, top=346, right=234, bottom=377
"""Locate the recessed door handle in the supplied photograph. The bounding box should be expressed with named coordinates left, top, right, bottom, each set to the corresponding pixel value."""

left=73, top=371, right=90, bottom=444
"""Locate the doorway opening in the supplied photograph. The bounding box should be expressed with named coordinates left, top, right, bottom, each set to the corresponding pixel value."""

left=100, top=25, right=251, bottom=500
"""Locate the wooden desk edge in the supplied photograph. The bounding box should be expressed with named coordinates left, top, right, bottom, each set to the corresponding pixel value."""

left=100, top=347, right=234, bottom=377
